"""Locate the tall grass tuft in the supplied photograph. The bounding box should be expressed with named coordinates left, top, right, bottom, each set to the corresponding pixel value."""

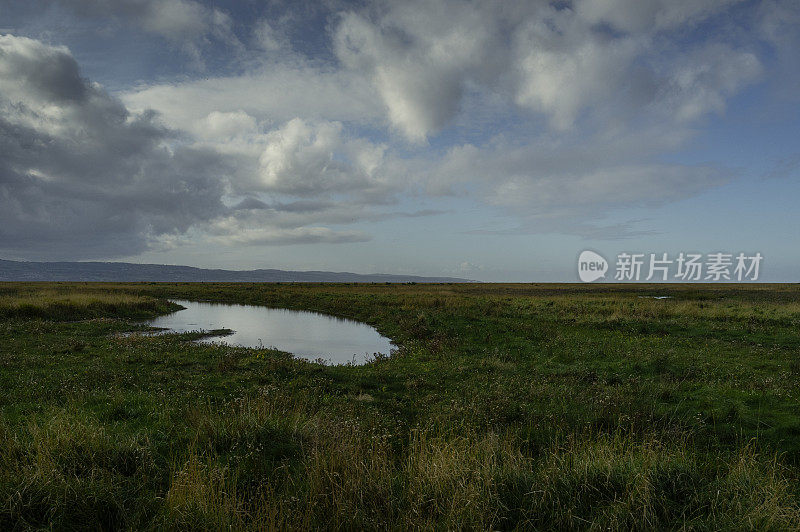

left=150, top=395, right=800, bottom=530
left=0, top=290, right=179, bottom=320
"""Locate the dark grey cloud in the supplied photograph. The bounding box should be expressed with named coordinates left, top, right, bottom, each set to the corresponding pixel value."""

left=0, top=34, right=407, bottom=258
left=0, top=35, right=231, bottom=257
left=4, top=43, right=87, bottom=102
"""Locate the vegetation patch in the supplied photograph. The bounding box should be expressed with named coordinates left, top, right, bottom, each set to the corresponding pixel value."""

left=1, top=282, right=799, bottom=529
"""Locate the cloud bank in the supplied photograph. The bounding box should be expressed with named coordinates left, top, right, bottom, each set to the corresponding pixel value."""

left=0, top=0, right=794, bottom=261
left=0, top=34, right=386, bottom=258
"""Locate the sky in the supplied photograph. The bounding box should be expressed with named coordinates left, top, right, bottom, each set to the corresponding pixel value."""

left=0, top=0, right=798, bottom=281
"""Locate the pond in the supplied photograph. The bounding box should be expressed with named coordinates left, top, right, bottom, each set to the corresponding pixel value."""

left=146, top=299, right=394, bottom=365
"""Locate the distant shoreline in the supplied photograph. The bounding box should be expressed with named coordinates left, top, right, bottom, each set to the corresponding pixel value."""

left=0, top=259, right=474, bottom=283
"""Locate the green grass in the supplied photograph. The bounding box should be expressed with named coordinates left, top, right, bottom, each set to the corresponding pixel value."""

left=1, top=282, right=799, bottom=529
left=0, top=287, right=180, bottom=321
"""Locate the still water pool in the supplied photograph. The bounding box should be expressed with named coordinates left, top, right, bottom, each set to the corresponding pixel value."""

left=146, top=300, right=394, bottom=365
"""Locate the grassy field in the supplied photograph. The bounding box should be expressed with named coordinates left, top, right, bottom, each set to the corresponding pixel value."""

left=1, top=282, right=799, bottom=529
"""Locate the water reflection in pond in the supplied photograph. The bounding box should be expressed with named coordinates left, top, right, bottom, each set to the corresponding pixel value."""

left=146, top=300, right=394, bottom=365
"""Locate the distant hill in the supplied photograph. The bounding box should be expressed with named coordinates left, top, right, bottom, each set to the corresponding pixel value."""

left=0, top=259, right=473, bottom=283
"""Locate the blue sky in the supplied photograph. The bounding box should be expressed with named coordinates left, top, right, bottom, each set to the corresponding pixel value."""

left=0, top=0, right=798, bottom=281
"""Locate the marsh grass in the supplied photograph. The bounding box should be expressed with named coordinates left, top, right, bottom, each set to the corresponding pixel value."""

left=6, top=399, right=794, bottom=530
left=1, top=282, right=800, bottom=529
left=0, top=288, right=179, bottom=321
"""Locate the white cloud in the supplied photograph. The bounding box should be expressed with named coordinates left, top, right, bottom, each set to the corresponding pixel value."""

left=457, top=261, right=484, bottom=273
left=333, top=2, right=509, bottom=141
left=656, top=43, right=761, bottom=122
left=757, top=0, right=800, bottom=101
left=252, top=18, right=287, bottom=52
left=192, top=110, right=258, bottom=142
left=139, top=0, right=219, bottom=39
left=332, top=0, right=760, bottom=137
left=257, top=118, right=399, bottom=198
left=488, top=164, right=726, bottom=210
left=512, top=18, right=643, bottom=130
left=425, top=127, right=730, bottom=236
left=206, top=218, right=370, bottom=246
left=120, top=61, right=382, bottom=132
